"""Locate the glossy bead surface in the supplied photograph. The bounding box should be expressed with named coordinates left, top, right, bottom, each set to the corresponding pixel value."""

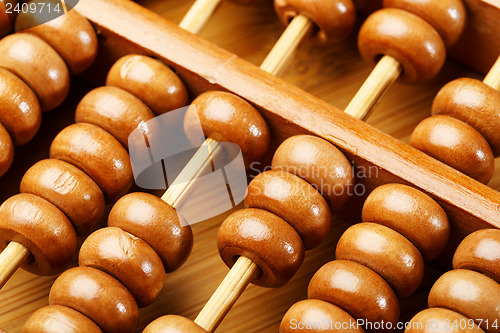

left=143, top=315, right=208, bottom=333
left=362, top=183, right=449, bottom=262
left=453, top=229, right=500, bottom=283
left=184, top=91, right=270, bottom=167
left=432, top=78, right=500, bottom=157
left=0, top=33, right=69, bottom=111
left=0, top=123, right=14, bottom=177
left=410, top=115, right=494, bottom=184
left=49, top=266, right=139, bottom=333
left=20, top=159, right=105, bottom=235
left=405, top=308, right=485, bottom=333
left=50, top=123, right=133, bottom=202
left=428, top=269, right=500, bottom=333
left=0, top=193, right=76, bottom=275
left=108, top=192, right=193, bottom=272
left=218, top=208, right=305, bottom=287
left=358, top=8, right=446, bottom=83
left=272, top=135, right=354, bottom=210
left=274, top=0, right=356, bottom=42
left=23, top=305, right=103, bottom=333
left=0, top=68, right=41, bottom=146
left=244, top=170, right=331, bottom=249
left=308, top=260, right=399, bottom=333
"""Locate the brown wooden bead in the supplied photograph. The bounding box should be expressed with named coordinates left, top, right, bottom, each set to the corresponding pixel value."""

left=49, top=266, right=139, bottom=333
left=382, top=0, right=466, bottom=47
left=280, top=299, right=364, bottom=333
left=108, top=192, right=193, bottom=272
left=308, top=260, right=399, bottom=333
left=244, top=170, right=331, bottom=250
left=23, top=305, right=103, bottom=333
left=0, top=1, right=16, bottom=38
left=49, top=123, right=133, bottom=202
left=0, top=68, right=41, bottom=146
left=20, top=159, right=105, bottom=235
left=106, top=54, right=189, bottom=115
left=428, top=269, right=500, bottom=333
left=405, top=308, right=485, bottom=333
left=0, top=123, right=14, bottom=177
left=217, top=208, right=305, bottom=287
left=358, top=8, right=446, bottom=83
left=432, top=78, right=500, bottom=157
left=336, top=222, right=424, bottom=298
left=79, top=227, right=166, bottom=307
left=272, top=135, right=354, bottom=211
left=362, top=183, right=449, bottom=262
left=453, top=229, right=500, bottom=284
left=230, top=0, right=271, bottom=4
left=410, top=115, right=495, bottom=184
left=274, top=0, right=356, bottom=42
left=75, top=86, right=157, bottom=148
left=0, top=33, right=69, bottom=111
left=184, top=91, right=270, bottom=167
left=0, top=193, right=77, bottom=275
left=15, top=1, right=98, bottom=75
left=143, top=315, right=208, bottom=333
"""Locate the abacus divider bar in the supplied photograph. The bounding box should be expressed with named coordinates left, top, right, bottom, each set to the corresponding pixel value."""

left=344, top=55, right=402, bottom=120
left=161, top=137, right=222, bottom=209
left=483, top=54, right=500, bottom=91
left=194, top=256, right=259, bottom=332
left=260, top=14, right=315, bottom=77
left=0, top=241, right=30, bottom=290
left=179, top=0, right=222, bottom=35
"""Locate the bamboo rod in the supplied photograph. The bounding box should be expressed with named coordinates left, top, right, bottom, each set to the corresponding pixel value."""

left=0, top=242, right=30, bottom=290
left=179, top=0, right=222, bottom=34
left=483, top=55, right=500, bottom=91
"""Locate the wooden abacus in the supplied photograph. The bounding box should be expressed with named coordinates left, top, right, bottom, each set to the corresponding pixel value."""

left=0, top=0, right=499, bottom=332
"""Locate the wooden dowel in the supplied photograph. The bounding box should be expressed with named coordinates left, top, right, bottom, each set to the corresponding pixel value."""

left=344, top=55, right=402, bottom=120
left=0, top=241, right=30, bottom=290
left=483, top=55, right=500, bottom=91
left=260, top=14, right=315, bottom=77
left=194, top=256, right=259, bottom=332
left=179, top=0, right=222, bottom=34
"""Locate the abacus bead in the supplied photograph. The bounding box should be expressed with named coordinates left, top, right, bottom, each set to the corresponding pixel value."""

left=23, top=305, right=103, bottom=333
left=0, top=33, right=69, bottom=111
left=75, top=86, right=156, bottom=148
left=361, top=184, right=449, bottom=262
left=382, top=0, right=466, bottom=47
left=106, top=55, right=189, bottom=115
left=453, top=229, right=500, bottom=283
left=79, top=227, right=166, bottom=307
left=0, top=68, right=41, bottom=146
left=217, top=208, right=305, bottom=287
left=432, top=78, right=500, bottom=157
left=108, top=192, right=193, bottom=272
left=49, top=266, right=139, bottom=333
left=409, top=115, right=494, bottom=184
left=308, top=260, right=399, bottom=333
left=0, top=193, right=77, bottom=275
left=405, top=308, right=485, bottom=333
left=15, top=2, right=98, bottom=75
left=143, top=315, right=208, bottom=333
left=358, top=8, right=446, bottom=83
left=274, top=0, right=356, bottom=42
left=336, top=223, right=424, bottom=298
left=428, top=269, right=500, bottom=333
left=280, top=299, right=364, bottom=333
left=0, top=123, right=14, bottom=177
left=20, top=159, right=105, bottom=235
left=184, top=91, right=270, bottom=166
left=50, top=123, right=133, bottom=202
left=272, top=135, right=354, bottom=210
left=244, top=170, right=331, bottom=250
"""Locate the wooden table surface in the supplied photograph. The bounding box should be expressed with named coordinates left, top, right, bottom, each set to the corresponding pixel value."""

left=0, top=1, right=499, bottom=332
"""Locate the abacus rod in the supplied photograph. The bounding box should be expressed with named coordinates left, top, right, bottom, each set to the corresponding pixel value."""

left=0, top=241, right=30, bottom=289
left=179, top=0, right=222, bottom=35
left=483, top=55, right=500, bottom=91
left=260, top=14, right=315, bottom=77
left=194, top=256, right=259, bottom=332
left=344, top=55, right=402, bottom=120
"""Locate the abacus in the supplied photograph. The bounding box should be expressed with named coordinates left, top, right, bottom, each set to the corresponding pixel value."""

left=0, top=0, right=499, bottom=332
